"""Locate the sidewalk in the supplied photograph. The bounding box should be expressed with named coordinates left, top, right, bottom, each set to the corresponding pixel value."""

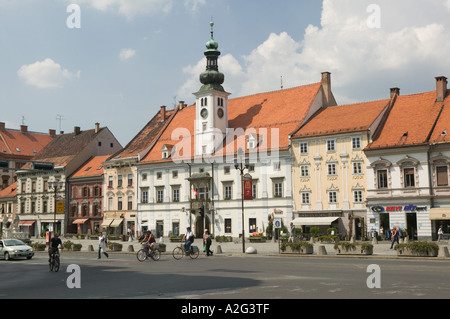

left=31, top=237, right=450, bottom=259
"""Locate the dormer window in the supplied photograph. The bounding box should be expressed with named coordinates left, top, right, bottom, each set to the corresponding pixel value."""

left=161, top=144, right=173, bottom=159
left=247, top=133, right=262, bottom=150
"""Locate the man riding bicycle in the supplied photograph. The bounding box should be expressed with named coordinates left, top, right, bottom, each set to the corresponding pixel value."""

left=140, top=230, right=156, bottom=256
left=48, top=232, right=62, bottom=262
left=183, top=227, right=194, bottom=252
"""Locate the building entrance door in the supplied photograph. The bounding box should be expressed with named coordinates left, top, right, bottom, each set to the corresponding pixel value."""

left=156, top=220, right=164, bottom=238
left=406, top=213, right=418, bottom=240
left=379, top=213, right=390, bottom=239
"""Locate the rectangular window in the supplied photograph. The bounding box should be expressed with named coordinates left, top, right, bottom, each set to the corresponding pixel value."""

left=252, top=183, right=257, bottom=199
left=118, top=197, right=123, bottom=210
left=141, top=190, right=148, bottom=203
left=353, top=190, right=363, bottom=203
left=328, top=191, right=337, bottom=203
left=301, top=193, right=310, bottom=204
left=128, top=174, right=133, bottom=186
left=172, top=170, right=178, bottom=178
left=300, top=142, right=308, bottom=155
left=172, top=188, right=180, bottom=202
left=108, top=197, right=113, bottom=210
left=274, top=182, right=283, bottom=197
left=404, top=168, right=415, bottom=187
left=224, top=185, right=232, bottom=200
left=327, top=163, right=337, bottom=176
left=224, top=166, right=230, bottom=174
left=353, top=162, right=362, bottom=175
left=127, top=196, right=133, bottom=210
left=352, top=137, right=361, bottom=149
left=157, top=189, right=164, bottom=202
left=118, top=175, right=123, bottom=187
left=249, top=218, right=257, bottom=233
left=300, top=165, right=310, bottom=178
left=108, top=176, right=113, bottom=188
left=437, top=166, right=448, bottom=186
left=273, top=161, right=281, bottom=171
left=327, top=139, right=336, bottom=152
left=377, top=170, right=388, bottom=189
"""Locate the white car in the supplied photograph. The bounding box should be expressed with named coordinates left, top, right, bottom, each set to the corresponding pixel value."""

left=0, top=239, right=34, bottom=261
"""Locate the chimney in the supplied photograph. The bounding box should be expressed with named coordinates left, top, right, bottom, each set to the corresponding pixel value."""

left=160, top=106, right=166, bottom=122
left=390, top=87, right=400, bottom=99
left=74, top=126, right=81, bottom=136
left=49, top=129, right=56, bottom=136
left=436, top=76, right=448, bottom=102
left=0, top=122, right=5, bottom=130
left=178, top=101, right=185, bottom=110
left=321, top=72, right=336, bottom=107
left=20, top=125, right=28, bottom=133
left=95, top=122, right=100, bottom=134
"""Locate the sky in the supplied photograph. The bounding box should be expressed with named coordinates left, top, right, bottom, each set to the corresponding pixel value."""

left=1, top=0, right=450, bottom=147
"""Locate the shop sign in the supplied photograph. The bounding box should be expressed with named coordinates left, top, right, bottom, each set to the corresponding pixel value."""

left=371, top=205, right=417, bottom=213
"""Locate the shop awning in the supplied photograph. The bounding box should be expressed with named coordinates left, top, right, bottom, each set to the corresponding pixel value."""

left=72, top=219, right=88, bottom=225
left=429, top=207, right=450, bottom=220
left=109, top=218, right=123, bottom=228
left=292, top=217, right=339, bottom=226
left=101, top=218, right=114, bottom=228
left=19, top=221, right=35, bottom=226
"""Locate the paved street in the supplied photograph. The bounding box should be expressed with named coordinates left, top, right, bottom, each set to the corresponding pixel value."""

left=1, top=243, right=450, bottom=301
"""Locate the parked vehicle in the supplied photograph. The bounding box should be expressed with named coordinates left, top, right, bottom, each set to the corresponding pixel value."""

left=0, top=239, right=34, bottom=261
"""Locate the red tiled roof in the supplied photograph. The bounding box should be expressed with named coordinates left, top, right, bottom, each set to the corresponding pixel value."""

left=429, top=93, right=450, bottom=143
left=0, top=181, right=17, bottom=198
left=292, top=99, right=390, bottom=138
left=366, top=91, right=444, bottom=150
left=0, top=128, right=54, bottom=158
left=111, top=108, right=177, bottom=161
left=140, top=83, right=323, bottom=163
left=71, top=155, right=111, bottom=178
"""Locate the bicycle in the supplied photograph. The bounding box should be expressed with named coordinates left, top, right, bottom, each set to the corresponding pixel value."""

left=137, top=245, right=161, bottom=262
left=49, top=248, right=60, bottom=272
left=172, top=243, right=199, bottom=260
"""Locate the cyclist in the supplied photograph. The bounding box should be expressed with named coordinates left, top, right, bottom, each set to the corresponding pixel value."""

left=141, top=230, right=156, bottom=256
left=184, top=227, right=194, bottom=252
left=48, top=232, right=62, bottom=262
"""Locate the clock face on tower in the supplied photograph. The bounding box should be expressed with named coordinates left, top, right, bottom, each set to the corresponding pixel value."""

left=217, top=108, right=224, bottom=119
left=201, top=108, right=208, bottom=119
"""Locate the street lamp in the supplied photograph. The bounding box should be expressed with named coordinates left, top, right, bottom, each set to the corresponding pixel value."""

left=234, top=148, right=249, bottom=253
left=48, top=180, right=63, bottom=236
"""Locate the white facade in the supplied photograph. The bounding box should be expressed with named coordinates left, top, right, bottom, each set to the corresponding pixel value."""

left=365, top=146, right=433, bottom=240
left=136, top=151, right=293, bottom=238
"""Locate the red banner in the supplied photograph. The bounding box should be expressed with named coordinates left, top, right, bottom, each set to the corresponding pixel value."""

left=243, top=177, right=253, bottom=200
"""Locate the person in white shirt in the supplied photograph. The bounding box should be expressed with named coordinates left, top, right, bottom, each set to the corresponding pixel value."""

left=98, top=233, right=109, bottom=259
left=184, top=227, right=194, bottom=252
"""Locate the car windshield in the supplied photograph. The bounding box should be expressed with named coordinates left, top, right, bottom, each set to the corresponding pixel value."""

left=3, top=239, right=25, bottom=246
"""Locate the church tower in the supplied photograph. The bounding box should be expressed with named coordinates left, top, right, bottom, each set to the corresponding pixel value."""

left=194, top=22, right=230, bottom=157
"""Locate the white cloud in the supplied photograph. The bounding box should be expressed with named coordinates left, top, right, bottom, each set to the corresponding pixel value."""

left=119, top=48, right=136, bottom=61
left=184, top=0, right=206, bottom=12
left=178, top=0, right=450, bottom=104
left=17, top=58, right=80, bottom=89
left=75, top=0, right=173, bottom=20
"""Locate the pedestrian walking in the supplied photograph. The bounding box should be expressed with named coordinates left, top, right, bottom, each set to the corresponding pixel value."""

left=204, top=230, right=213, bottom=256
left=288, top=222, right=296, bottom=243
left=390, top=226, right=399, bottom=249
left=98, top=232, right=109, bottom=259
left=438, top=225, right=444, bottom=242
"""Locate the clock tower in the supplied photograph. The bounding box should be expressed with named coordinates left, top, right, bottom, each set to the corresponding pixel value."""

left=194, top=22, right=230, bottom=157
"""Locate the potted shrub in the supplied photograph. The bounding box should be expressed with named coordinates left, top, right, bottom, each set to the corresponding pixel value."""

left=107, top=242, right=122, bottom=252
left=63, top=240, right=74, bottom=251
left=394, top=241, right=438, bottom=257
left=310, top=226, right=320, bottom=238
left=334, top=242, right=373, bottom=255
left=280, top=241, right=314, bottom=254
left=170, top=234, right=184, bottom=242
left=156, top=243, right=166, bottom=252
left=32, top=242, right=46, bottom=251
left=72, top=243, right=82, bottom=251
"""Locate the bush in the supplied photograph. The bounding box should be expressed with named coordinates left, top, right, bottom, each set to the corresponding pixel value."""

left=310, top=226, right=320, bottom=237
left=394, top=241, right=439, bottom=254
left=63, top=240, right=74, bottom=250
left=72, top=243, right=82, bottom=250
left=280, top=241, right=313, bottom=252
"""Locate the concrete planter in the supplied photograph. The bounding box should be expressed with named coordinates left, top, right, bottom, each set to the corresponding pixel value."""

left=396, top=247, right=438, bottom=257
left=280, top=242, right=313, bottom=254
left=72, top=245, right=82, bottom=251
left=107, top=244, right=123, bottom=252
left=335, top=243, right=373, bottom=255
left=395, top=242, right=439, bottom=257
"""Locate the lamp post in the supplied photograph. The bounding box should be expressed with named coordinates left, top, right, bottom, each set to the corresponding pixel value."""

left=48, top=180, right=63, bottom=236
left=234, top=148, right=250, bottom=253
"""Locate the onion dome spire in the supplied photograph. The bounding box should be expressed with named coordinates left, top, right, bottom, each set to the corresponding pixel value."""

left=199, top=21, right=225, bottom=92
